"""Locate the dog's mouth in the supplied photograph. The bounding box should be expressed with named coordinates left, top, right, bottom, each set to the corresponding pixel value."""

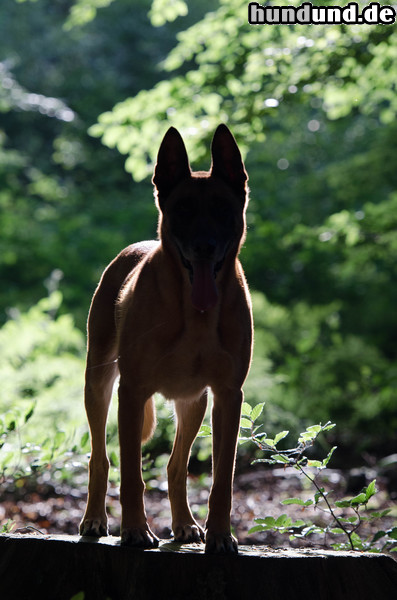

left=181, top=255, right=224, bottom=312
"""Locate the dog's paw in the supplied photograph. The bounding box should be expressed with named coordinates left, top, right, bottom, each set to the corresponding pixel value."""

left=205, top=531, right=238, bottom=554
left=173, top=523, right=204, bottom=544
left=121, top=526, right=159, bottom=549
left=79, top=517, right=108, bottom=537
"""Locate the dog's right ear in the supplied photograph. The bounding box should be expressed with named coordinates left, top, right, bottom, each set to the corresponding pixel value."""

left=152, top=127, right=191, bottom=205
left=210, top=124, right=248, bottom=198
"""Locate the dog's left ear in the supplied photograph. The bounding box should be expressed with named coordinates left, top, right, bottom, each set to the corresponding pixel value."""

left=152, top=127, right=191, bottom=205
left=211, top=124, right=248, bottom=195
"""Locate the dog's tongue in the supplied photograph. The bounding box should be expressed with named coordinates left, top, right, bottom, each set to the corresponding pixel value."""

left=191, top=261, right=218, bottom=312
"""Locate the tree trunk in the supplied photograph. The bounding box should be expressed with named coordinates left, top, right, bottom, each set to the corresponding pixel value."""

left=1, top=534, right=396, bottom=599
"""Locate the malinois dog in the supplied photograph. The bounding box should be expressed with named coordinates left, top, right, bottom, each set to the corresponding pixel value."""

left=80, top=124, right=253, bottom=553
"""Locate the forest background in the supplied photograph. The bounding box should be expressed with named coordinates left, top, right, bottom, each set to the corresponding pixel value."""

left=0, top=0, right=396, bottom=518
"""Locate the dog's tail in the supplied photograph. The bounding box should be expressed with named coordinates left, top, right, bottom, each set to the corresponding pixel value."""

left=142, top=397, right=156, bottom=443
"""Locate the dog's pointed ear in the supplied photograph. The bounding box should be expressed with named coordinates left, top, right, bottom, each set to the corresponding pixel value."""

left=152, top=127, right=191, bottom=203
left=211, top=124, right=248, bottom=195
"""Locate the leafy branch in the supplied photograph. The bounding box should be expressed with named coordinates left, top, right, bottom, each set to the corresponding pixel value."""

left=240, top=402, right=397, bottom=553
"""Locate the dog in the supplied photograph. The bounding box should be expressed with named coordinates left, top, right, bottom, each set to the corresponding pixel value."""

left=79, top=124, right=253, bottom=553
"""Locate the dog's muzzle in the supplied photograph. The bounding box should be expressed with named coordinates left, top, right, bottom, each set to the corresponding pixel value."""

left=180, top=254, right=225, bottom=312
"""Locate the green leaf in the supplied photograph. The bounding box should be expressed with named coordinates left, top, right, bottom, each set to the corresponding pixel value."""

left=6, top=419, right=16, bottom=433
left=1, top=519, right=16, bottom=534
left=387, top=527, right=397, bottom=540
left=80, top=431, right=90, bottom=449
left=335, top=500, right=352, bottom=508
left=24, top=402, right=36, bottom=423
left=301, top=525, right=324, bottom=537
left=275, top=514, right=291, bottom=527
left=322, top=422, right=336, bottom=432
left=307, top=425, right=322, bottom=434
left=350, top=532, right=365, bottom=550
left=197, top=424, right=212, bottom=437
left=314, top=489, right=326, bottom=504
left=322, top=446, right=337, bottom=467
left=241, top=402, right=252, bottom=417
left=238, top=436, right=252, bottom=444
left=271, top=454, right=290, bottom=464
left=330, top=528, right=345, bottom=535
left=248, top=524, right=267, bottom=534
left=54, top=430, right=66, bottom=449
left=298, top=423, right=334, bottom=445
left=291, top=519, right=306, bottom=529
left=350, top=492, right=367, bottom=505
left=274, top=430, right=289, bottom=445
left=240, top=418, right=252, bottom=429
left=365, top=479, right=377, bottom=502
left=371, top=510, right=391, bottom=519
left=251, top=402, right=266, bottom=422
left=282, top=498, right=313, bottom=507
left=256, top=517, right=275, bottom=525
left=338, top=516, right=359, bottom=524
left=70, top=591, right=85, bottom=600
left=109, top=450, right=119, bottom=467
left=372, top=530, right=387, bottom=543
left=307, top=460, right=323, bottom=468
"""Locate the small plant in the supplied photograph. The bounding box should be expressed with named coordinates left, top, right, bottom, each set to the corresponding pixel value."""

left=0, top=292, right=91, bottom=487
left=0, top=401, right=90, bottom=485
left=240, top=402, right=397, bottom=553
left=0, top=402, right=36, bottom=481
left=0, top=519, right=16, bottom=534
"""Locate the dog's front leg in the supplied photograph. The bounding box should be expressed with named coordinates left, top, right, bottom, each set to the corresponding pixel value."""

left=168, top=392, right=208, bottom=543
left=118, top=381, right=159, bottom=548
left=205, top=389, right=243, bottom=554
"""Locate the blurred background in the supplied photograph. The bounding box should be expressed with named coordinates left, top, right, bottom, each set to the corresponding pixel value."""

left=0, top=0, right=396, bottom=540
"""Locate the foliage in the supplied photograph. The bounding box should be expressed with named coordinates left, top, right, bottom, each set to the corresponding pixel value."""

left=0, top=0, right=396, bottom=464
left=0, top=519, right=16, bottom=534
left=149, top=0, right=188, bottom=27
left=0, top=291, right=208, bottom=493
left=0, top=291, right=87, bottom=482
left=86, top=0, right=397, bottom=448
left=248, top=291, right=397, bottom=447
left=0, top=0, right=213, bottom=326
left=65, top=0, right=117, bottom=29
left=90, top=0, right=396, bottom=179
left=240, top=403, right=397, bottom=553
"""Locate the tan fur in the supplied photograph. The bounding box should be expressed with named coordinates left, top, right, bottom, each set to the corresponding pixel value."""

left=80, top=125, right=253, bottom=553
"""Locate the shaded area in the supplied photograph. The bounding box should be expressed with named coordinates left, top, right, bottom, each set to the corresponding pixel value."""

left=1, top=533, right=397, bottom=600
left=2, top=464, right=396, bottom=552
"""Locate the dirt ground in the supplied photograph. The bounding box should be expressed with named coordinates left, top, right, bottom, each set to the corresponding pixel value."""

left=1, top=462, right=396, bottom=554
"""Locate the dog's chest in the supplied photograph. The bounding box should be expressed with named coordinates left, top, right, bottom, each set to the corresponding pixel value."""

left=153, top=327, right=233, bottom=401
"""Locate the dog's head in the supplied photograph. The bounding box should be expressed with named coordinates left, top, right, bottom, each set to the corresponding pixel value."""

left=153, top=124, right=248, bottom=312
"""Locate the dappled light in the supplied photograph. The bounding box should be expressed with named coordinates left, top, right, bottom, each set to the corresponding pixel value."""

left=0, top=0, right=396, bottom=550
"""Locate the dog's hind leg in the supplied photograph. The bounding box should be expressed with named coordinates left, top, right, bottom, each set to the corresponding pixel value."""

left=168, top=391, right=208, bottom=543
left=80, top=272, right=121, bottom=537
left=79, top=353, right=118, bottom=537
